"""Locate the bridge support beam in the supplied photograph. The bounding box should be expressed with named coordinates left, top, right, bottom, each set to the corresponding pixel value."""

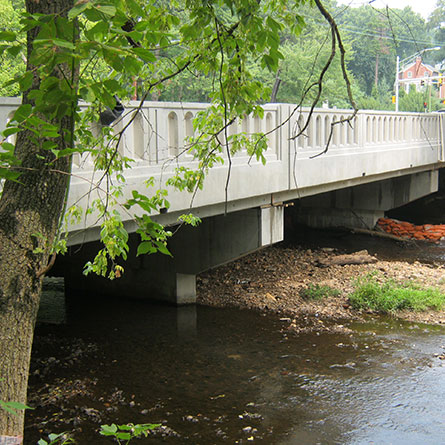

left=63, top=206, right=283, bottom=305
left=295, top=171, right=438, bottom=229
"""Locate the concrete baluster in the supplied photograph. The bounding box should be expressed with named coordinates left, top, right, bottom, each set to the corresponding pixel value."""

left=265, top=111, right=276, bottom=156
left=354, top=115, right=360, bottom=146
left=315, top=115, right=322, bottom=148
left=184, top=111, right=194, bottom=159
left=131, top=110, right=145, bottom=160
left=341, top=113, right=347, bottom=146
left=323, top=114, right=330, bottom=147
left=377, top=116, right=382, bottom=143
left=365, top=116, right=372, bottom=144
left=168, top=111, right=179, bottom=158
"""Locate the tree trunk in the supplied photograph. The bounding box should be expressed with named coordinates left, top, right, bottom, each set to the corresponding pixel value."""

left=270, top=69, right=282, bottom=103
left=0, top=0, right=74, bottom=441
left=374, top=52, right=379, bottom=89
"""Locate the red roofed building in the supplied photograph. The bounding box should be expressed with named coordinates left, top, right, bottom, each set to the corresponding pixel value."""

left=399, top=56, right=445, bottom=99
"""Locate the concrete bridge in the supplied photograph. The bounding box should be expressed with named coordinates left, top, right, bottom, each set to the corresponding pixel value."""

left=1, top=98, right=444, bottom=303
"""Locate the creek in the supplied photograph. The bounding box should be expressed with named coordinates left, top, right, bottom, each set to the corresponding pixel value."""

left=26, top=276, right=445, bottom=444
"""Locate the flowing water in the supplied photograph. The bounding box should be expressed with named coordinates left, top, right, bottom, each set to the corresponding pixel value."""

left=26, top=283, right=445, bottom=444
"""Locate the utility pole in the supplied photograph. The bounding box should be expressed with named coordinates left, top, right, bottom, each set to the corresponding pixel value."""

left=395, top=56, right=400, bottom=112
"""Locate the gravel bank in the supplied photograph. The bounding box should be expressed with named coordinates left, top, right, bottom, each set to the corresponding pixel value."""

left=196, top=243, right=445, bottom=330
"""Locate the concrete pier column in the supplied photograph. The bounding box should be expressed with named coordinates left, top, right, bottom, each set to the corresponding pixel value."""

left=176, top=273, right=196, bottom=305
left=62, top=206, right=284, bottom=305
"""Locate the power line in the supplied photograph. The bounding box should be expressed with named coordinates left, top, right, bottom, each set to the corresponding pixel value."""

left=300, top=12, right=445, bottom=47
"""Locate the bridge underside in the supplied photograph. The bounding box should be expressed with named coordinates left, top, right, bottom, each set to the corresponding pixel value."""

left=60, top=206, right=283, bottom=304
left=57, top=169, right=439, bottom=305
left=294, top=170, right=438, bottom=230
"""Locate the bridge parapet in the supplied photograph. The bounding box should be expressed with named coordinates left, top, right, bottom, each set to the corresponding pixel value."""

left=1, top=97, right=444, bottom=238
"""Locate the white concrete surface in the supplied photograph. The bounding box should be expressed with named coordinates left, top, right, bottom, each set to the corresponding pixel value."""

left=1, top=98, right=444, bottom=245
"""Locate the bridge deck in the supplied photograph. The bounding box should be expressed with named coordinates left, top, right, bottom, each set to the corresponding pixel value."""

left=1, top=98, right=444, bottom=244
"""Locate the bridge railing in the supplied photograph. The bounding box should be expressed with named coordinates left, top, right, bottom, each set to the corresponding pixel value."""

left=1, top=97, right=443, bottom=221
left=109, top=101, right=282, bottom=166
left=61, top=101, right=282, bottom=170
left=290, top=108, right=440, bottom=154
left=1, top=97, right=441, bottom=168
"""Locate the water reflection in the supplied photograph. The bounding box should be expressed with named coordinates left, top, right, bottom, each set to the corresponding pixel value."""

left=29, top=290, right=445, bottom=444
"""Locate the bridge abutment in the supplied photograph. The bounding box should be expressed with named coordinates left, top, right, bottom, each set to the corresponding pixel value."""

left=294, top=171, right=438, bottom=229
left=62, top=206, right=283, bottom=304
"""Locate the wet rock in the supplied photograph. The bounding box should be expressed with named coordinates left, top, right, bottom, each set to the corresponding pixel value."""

left=239, top=412, right=263, bottom=420
left=184, top=415, right=199, bottom=423
left=330, top=362, right=356, bottom=369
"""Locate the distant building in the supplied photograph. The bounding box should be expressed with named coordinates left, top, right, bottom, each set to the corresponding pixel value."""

left=399, top=56, right=445, bottom=100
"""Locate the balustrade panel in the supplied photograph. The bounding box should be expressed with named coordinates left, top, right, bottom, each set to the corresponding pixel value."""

left=0, top=98, right=441, bottom=187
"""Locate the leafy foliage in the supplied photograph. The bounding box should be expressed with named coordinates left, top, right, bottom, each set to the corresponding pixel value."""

left=336, top=3, right=431, bottom=97
left=0, top=400, right=32, bottom=417
left=399, top=85, right=443, bottom=112
left=37, top=433, right=74, bottom=445
left=0, top=0, right=25, bottom=96
left=1, top=0, right=316, bottom=276
left=100, top=423, right=161, bottom=444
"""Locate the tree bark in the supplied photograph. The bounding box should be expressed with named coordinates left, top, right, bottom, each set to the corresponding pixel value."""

left=0, top=0, right=74, bottom=441
left=270, top=69, right=282, bottom=103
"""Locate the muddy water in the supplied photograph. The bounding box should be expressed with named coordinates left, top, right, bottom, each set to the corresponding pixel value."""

left=26, top=287, right=445, bottom=444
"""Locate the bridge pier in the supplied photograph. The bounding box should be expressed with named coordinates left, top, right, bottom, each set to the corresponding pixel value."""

left=63, top=206, right=283, bottom=304
left=294, top=171, right=438, bottom=229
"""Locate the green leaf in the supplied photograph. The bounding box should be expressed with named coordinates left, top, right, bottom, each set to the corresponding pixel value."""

left=126, top=0, right=145, bottom=16
left=0, top=31, right=16, bottom=42
left=123, top=56, right=142, bottom=75
left=43, top=141, right=58, bottom=151
left=48, top=433, right=66, bottom=441
left=100, top=424, right=118, bottom=436
left=0, top=142, right=15, bottom=152
left=132, top=47, right=156, bottom=63
left=52, top=38, right=75, bottom=50
left=137, top=241, right=156, bottom=256
left=3, top=401, right=32, bottom=410
left=7, top=45, right=22, bottom=57
left=83, top=7, right=104, bottom=22
left=154, top=240, right=172, bottom=256
left=0, top=400, right=33, bottom=416
left=68, top=2, right=90, bottom=20
left=19, top=71, right=34, bottom=92
left=12, top=104, right=32, bottom=123
left=2, top=127, right=20, bottom=138
left=94, top=4, right=116, bottom=17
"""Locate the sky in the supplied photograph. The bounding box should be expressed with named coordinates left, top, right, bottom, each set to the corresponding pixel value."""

left=336, top=0, right=438, bottom=20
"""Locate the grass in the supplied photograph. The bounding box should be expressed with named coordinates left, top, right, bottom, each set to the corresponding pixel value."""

left=300, top=283, right=341, bottom=300
left=350, top=273, right=445, bottom=314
